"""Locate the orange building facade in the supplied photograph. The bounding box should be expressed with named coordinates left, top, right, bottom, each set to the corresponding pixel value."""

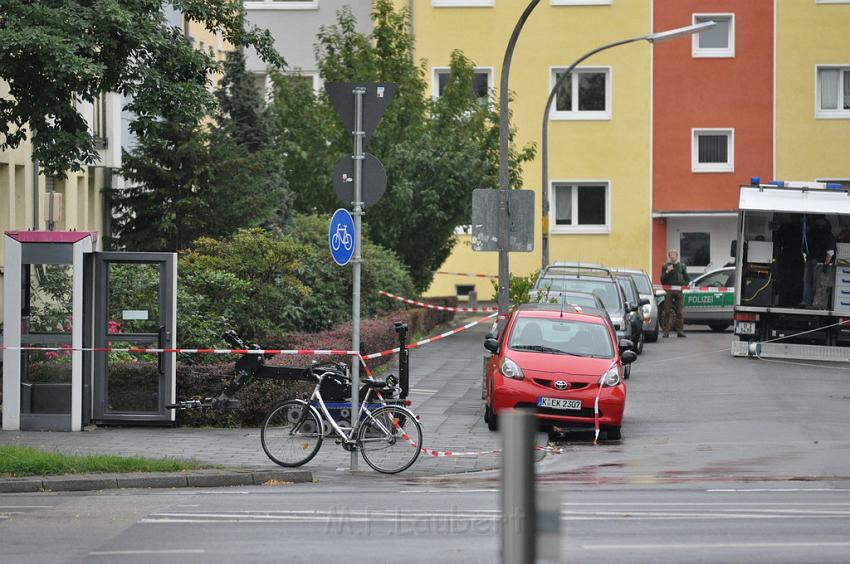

left=651, top=0, right=774, bottom=280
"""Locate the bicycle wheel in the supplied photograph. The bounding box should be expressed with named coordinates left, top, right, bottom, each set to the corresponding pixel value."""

left=261, top=400, right=323, bottom=467
left=357, top=405, right=422, bottom=474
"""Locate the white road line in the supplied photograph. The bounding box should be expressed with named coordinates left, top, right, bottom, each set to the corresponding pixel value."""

left=89, top=549, right=205, bottom=556
left=0, top=506, right=53, bottom=509
left=582, top=542, right=850, bottom=551
left=562, top=502, right=850, bottom=506
left=409, top=389, right=439, bottom=394
left=708, top=488, right=850, bottom=492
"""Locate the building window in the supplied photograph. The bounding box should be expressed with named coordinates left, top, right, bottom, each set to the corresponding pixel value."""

left=692, top=129, right=734, bottom=173
left=433, top=0, right=495, bottom=6
left=816, top=66, right=850, bottom=118
left=692, top=14, right=734, bottom=58
left=550, top=182, right=609, bottom=233
left=680, top=232, right=711, bottom=267
left=91, top=94, right=108, bottom=149
left=432, top=67, right=493, bottom=105
left=244, top=0, right=319, bottom=9
left=550, top=67, right=611, bottom=120
left=456, top=285, right=475, bottom=297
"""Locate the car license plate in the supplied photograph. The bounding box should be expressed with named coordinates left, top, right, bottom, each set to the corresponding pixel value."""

left=538, top=397, right=582, bottom=410
left=735, top=321, right=756, bottom=335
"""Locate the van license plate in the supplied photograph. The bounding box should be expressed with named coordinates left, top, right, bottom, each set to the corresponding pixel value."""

left=538, top=397, right=581, bottom=410
left=735, top=321, right=756, bottom=335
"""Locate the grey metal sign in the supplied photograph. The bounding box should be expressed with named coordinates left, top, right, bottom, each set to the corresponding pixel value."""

left=333, top=153, right=387, bottom=208
left=471, top=189, right=535, bottom=252
left=326, top=82, right=399, bottom=148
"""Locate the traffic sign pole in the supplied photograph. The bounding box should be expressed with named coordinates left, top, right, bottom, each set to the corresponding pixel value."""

left=350, top=86, right=366, bottom=472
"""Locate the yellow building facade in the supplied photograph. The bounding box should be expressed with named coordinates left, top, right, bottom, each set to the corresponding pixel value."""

left=775, top=0, right=850, bottom=183
left=415, top=0, right=653, bottom=298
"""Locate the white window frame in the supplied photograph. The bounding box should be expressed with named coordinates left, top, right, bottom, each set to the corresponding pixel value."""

left=692, top=13, right=735, bottom=58
left=815, top=65, right=850, bottom=119
left=432, top=0, right=494, bottom=7
left=549, top=181, right=611, bottom=234
left=548, top=66, right=612, bottom=121
left=551, top=0, right=612, bottom=5
left=244, top=0, right=319, bottom=10
left=692, top=128, right=735, bottom=173
left=816, top=0, right=850, bottom=4
left=431, top=67, right=494, bottom=101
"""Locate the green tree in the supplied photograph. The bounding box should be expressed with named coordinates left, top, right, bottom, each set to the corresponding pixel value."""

left=273, top=0, right=535, bottom=290
left=114, top=49, right=288, bottom=251
left=215, top=49, right=272, bottom=152
left=0, top=0, right=280, bottom=177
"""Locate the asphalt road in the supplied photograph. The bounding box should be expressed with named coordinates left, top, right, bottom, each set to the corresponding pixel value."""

left=3, top=330, right=850, bottom=563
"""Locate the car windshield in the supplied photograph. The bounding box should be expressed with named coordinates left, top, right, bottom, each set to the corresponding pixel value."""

left=629, top=273, right=653, bottom=295
left=537, top=278, right=621, bottom=312
left=616, top=278, right=637, bottom=303
left=508, top=317, right=613, bottom=358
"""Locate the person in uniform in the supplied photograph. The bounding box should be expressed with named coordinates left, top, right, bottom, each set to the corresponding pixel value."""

left=660, top=249, right=690, bottom=338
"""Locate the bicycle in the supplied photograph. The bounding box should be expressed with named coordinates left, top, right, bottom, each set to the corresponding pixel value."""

left=167, top=324, right=423, bottom=474
left=331, top=224, right=353, bottom=252
left=261, top=362, right=422, bottom=474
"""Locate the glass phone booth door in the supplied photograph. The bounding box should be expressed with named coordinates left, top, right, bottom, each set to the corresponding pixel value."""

left=92, top=252, right=176, bottom=424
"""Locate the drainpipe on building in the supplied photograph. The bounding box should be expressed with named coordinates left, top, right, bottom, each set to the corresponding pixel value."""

left=31, top=159, right=39, bottom=230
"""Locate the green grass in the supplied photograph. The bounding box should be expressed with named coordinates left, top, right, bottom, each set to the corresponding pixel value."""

left=0, top=445, right=211, bottom=477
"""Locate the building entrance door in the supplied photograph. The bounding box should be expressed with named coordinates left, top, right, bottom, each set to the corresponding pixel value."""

left=92, top=252, right=176, bottom=424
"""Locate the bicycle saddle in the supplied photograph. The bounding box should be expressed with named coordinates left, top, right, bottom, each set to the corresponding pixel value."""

left=361, top=379, right=390, bottom=389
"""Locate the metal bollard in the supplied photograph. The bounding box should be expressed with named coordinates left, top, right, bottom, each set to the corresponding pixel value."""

left=469, top=289, right=478, bottom=308
left=501, top=409, right=536, bottom=564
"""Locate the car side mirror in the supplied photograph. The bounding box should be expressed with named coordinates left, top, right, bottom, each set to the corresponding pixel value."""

left=618, top=339, right=634, bottom=351
left=484, top=338, right=499, bottom=354
left=621, top=350, right=637, bottom=364
left=485, top=332, right=495, bottom=340
left=639, top=298, right=650, bottom=307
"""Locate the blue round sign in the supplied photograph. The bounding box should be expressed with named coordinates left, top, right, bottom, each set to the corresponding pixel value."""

left=329, top=209, right=355, bottom=266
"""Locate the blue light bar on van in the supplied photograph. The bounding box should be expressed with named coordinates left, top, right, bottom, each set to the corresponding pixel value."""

left=750, top=177, right=761, bottom=185
left=826, top=183, right=843, bottom=190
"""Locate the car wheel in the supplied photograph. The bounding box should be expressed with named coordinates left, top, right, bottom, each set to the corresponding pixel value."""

left=635, top=333, right=645, bottom=355
left=485, top=404, right=498, bottom=431
left=645, top=321, right=659, bottom=343
left=709, top=323, right=730, bottom=332
left=604, top=426, right=622, bottom=441
left=623, top=364, right=631, bottom=380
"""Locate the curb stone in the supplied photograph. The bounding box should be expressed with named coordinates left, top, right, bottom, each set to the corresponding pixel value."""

left=0, top=469, right=313, bottom=493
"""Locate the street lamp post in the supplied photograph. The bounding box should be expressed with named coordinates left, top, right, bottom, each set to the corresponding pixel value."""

left=498, top=0, right=540, bottom=326
left=540, top=21, right=716, bottom=268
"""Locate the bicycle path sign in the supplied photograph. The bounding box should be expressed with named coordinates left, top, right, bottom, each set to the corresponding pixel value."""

left=329, top=208, right=356, bottom=266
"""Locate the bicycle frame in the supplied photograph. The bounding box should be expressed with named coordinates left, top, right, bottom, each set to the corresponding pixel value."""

left=297, top=368, right=398, bottom=447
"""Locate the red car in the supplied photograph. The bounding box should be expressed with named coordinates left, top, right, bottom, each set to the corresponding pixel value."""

left=483, top=304, right=636, bottom=440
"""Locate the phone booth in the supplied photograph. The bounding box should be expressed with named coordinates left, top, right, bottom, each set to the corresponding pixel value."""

left=2, top=231, right=176, bottom=431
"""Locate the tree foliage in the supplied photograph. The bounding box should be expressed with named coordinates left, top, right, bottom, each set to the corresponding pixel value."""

left=0, top=0, right=281, bottom=176
left=272, top=0, right=535, bottom=290
left=113, top=51, right=288, bottom=251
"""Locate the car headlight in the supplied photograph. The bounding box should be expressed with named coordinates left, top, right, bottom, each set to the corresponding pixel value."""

left=599, top=368, right=621, bottom=387
left=500, top=357, right=524, bottom=380
left=641, top=304, right=652, bottom=320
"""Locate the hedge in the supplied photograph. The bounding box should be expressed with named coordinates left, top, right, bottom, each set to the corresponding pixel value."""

left=175, top=297, right=457, bottom=427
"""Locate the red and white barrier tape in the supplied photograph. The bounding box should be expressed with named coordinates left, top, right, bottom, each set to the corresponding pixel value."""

left=654, top=284, right=734, bottom=293
left=436, top=271, right=498, bottom=279
left=390, top=419, right=563, bottom=457
left=2, top=313, right=497, bottom=360
left=378, top=290, right=498, bottom=313
left=361, top=312, right=498, bottom=360
left=0, top=346, right=357, bottom=355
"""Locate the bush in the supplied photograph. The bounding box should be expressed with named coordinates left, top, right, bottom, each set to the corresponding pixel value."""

left=286, top=214, right=417, bottom=332
left=173, top=300, right=457, bottom=427
left=490, top=270, right=540, bottom=305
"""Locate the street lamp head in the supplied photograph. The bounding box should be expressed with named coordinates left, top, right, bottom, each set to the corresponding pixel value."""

left=646, top=20, right=716, bottom=43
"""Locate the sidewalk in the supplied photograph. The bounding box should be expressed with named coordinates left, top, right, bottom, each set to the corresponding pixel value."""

left=1, top=316, right=547, bottom=483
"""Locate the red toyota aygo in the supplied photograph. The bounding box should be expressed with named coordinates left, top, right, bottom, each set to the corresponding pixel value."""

left=483, top=304, right=636, bottom=440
